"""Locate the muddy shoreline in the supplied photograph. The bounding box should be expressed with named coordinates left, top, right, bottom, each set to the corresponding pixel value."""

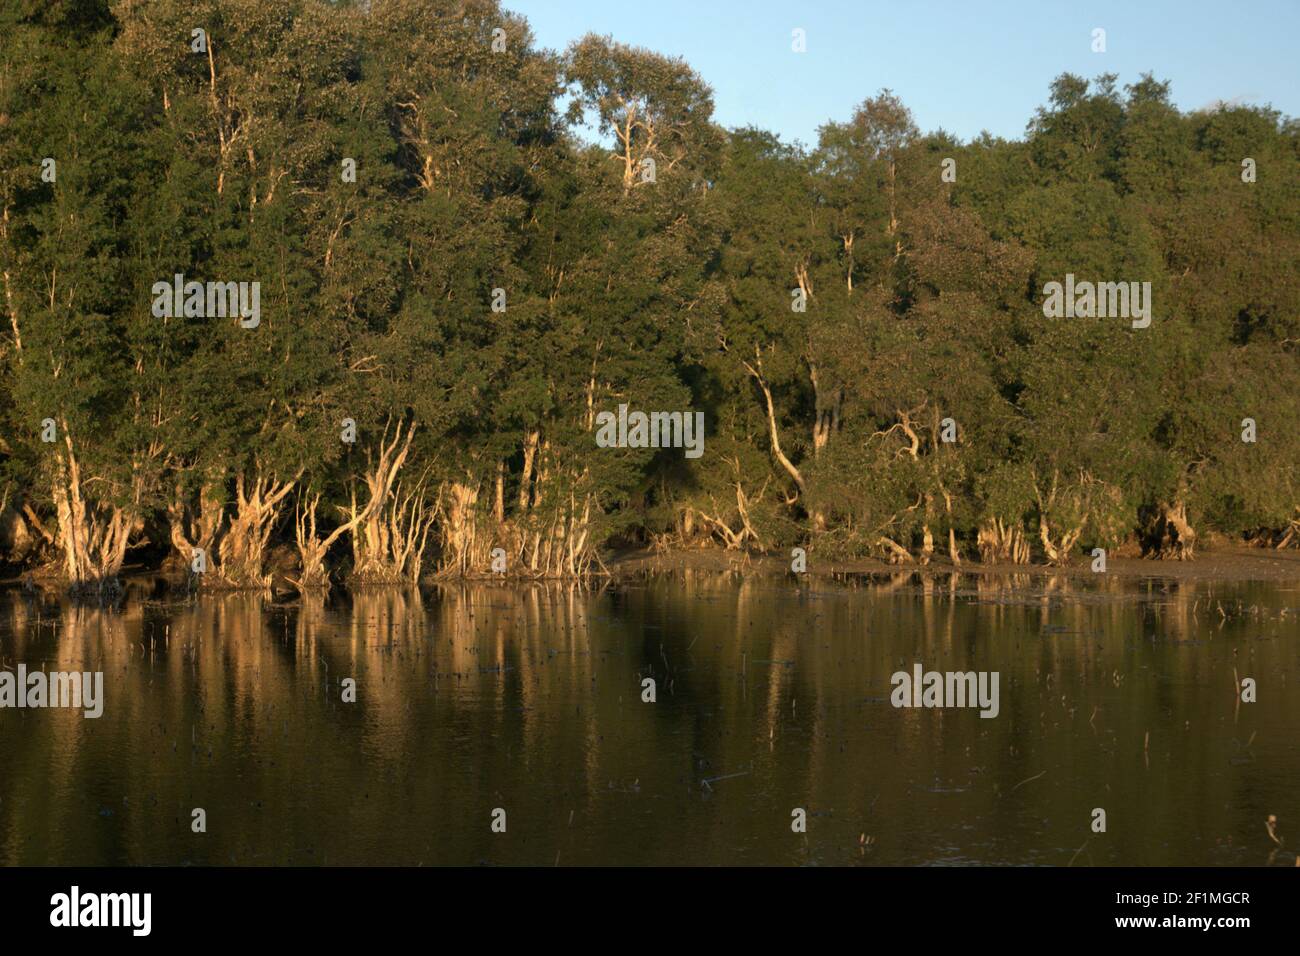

left=3, top=542, right=1299, bottom=590
left=604, top=543, right=1300, bottom=584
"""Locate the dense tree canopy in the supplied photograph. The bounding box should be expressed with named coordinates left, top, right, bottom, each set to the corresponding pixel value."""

left=1, top=1, right=1296, bottom=591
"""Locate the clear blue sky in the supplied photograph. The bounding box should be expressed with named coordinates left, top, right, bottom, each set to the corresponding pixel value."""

left=508, top=0, right=1300, bottom=146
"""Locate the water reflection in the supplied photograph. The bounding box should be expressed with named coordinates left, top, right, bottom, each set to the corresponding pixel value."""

left=0, top=573, right=1296, bottom=866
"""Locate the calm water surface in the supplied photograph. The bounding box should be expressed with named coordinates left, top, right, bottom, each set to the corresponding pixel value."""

left=1, top=571, right=1297, bottom=866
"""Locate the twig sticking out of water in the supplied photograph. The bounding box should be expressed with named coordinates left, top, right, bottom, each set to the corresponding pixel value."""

left=1068, top=837, right=1090, bottom=867
left=701, top=771, right=750, bottom=792
left=1008, top=770, right=1046, bottom=794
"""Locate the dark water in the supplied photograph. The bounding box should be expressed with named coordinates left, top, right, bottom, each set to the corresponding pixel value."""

left=1, top=571, right=1297, bottom=866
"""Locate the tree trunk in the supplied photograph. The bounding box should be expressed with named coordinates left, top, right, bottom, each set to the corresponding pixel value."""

left=48, top=436, right=137, bottom=593
left=978, top=517, right=1028, bottom=564
left=1034, top=470, right=1088, bottom=566
left=168, top=476, right=224, bottom=573
left=349, top=418, right=434, bottom=584
left=742, top=354, right=807, bottom=501
left=215, top=469, right=296, bottom=588
left=1143, top=499, right=1196, bottom=560
left=879, top=536, right=912, bottom=564
left=293, top=488, right=373, bottom=591
left=438, top=480, right=483, bottom=576
left=0, top=495, right=44, bottom=565
left=494, top=460, right=506, bottom=525
left=519, top=430, right=539, bottom=511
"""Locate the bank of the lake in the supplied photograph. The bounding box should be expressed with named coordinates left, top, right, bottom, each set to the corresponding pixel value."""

left=1, top=567, right=1296, bottom=866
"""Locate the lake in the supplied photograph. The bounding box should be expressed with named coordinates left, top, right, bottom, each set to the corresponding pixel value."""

left=0, top=571, right=1296, bottom=866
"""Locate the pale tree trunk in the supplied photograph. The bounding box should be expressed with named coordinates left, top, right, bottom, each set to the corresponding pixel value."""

left=618, top=101, right=637, bottom=194
left=1277, top=507, right=1300, bottom=549
left=215, top=469, right=297, bottom=588
left=797, top=284, right=831, bottom=535
left=348, top=418, right=435, bottom=584
left=691, top=484, right=765, bottom=553
left=494, top=460, right=506, bottom=525
left=977, top=517, right=1029, bottom=564
left=348, top=476, right=436, bottom=584
left=841, top=231, right=854, bottom=291
left=742, top=353, right=807, bottom=501
left=533, top=439, right=550, bottom=509
left=690, top=458, right=767, bottom=552
left=389, top=479, right=439, bottom=582
left=352, top=419, right=414, bottom=579
left=864, top=411, right=929, bottom=565
left=510, top=443, right=598, bottom=578
left=879, top=536, right=912, bottom=564
left=1034, top=470, right=1089, bottom=566
left=167, top=464, right=295, bottom=589
left=1145, top=498, right=1196, bottom=560
left=809, top=361, right=841, bottom=459
left=1161, top=499, right=1195, bottom=560
left=48, top=433, right=138, bottom=593
left=795, top=260, right=812, bottom=303
left=294, top=494, right=334, bottom=589
left=437, top=480, right=483, bottom=577
left=887, top=157, right=902, bottom=261
left=518, top=430, right=539, bottom=511
left=692, top=504, right=743, bottom=550
left=520, top=491, right=596, bottom=577
left=1038, top=519, right=1067, bottom=565
left=0, top=494, right=46, bottom=565
left=734, top=481, right=763, bottom=550
left=430, top=432, right=600, bottom=580
left=293, top=489, right=371, bottom=590
left=919, top=494, right=935, bottom=565
left=941, top=487, right=961, bottom=566
left=168, top=475, right=225, bottom=573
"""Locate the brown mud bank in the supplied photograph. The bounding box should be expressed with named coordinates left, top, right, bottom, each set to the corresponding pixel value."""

left=605, top=543, right=1300, bottom=584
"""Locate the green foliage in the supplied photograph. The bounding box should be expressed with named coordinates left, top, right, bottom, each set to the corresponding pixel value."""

left=0, top=4, right=1295, bottom=577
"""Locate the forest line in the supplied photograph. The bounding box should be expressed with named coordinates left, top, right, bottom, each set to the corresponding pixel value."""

left=0, top=0, right=1297, bottom=594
